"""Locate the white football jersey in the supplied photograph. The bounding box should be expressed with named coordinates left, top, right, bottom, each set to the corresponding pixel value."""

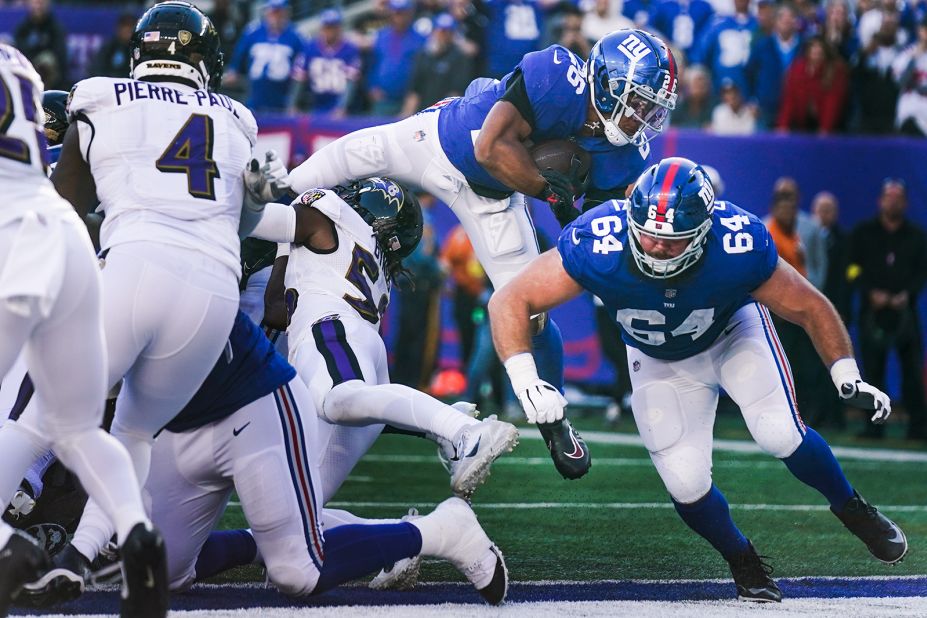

left=68, top=76, right=258, bottom=277
left=0, top=44, right=71, bottom=226
left=285, top=189, right=392, bottom=350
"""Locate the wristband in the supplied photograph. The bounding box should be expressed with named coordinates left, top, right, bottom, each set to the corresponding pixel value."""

left=830, top=357, right=862, bottom=391
left=503, top=352, right=539, bottom=393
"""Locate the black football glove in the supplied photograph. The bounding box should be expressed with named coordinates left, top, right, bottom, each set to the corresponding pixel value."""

left=537, top=170, right=579, bottom=227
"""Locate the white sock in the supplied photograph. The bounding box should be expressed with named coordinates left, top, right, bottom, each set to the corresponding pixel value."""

left=323, top=382, right=479, bottom=442
left=0, top=520, right=13, bottom=548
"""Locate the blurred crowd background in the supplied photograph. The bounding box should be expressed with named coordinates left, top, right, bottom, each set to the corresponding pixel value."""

left=2, top=0, right=925, bottom=443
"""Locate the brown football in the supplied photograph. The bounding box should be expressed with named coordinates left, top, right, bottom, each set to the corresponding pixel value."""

left=530, top=139, right=591, bottom=180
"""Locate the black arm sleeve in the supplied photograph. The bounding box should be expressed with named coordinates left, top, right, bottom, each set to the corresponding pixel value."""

left=499, top=68, right=535, bottom=129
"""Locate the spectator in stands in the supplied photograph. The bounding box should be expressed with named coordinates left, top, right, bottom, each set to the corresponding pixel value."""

left=290, top=9, right=360, bottom=116
left=748, top=3, right=802, bottom=128
left=673, top=64, right=714, bottom=128
left=772, top=176, right=828, bottom=290
left=14, top=0, right=68, bottom=89
left=858, top=0, right=909, bottom=49
left=852, top=0, right=904, bottom=133
left=649, top=0, right=715, bottom=59
left=226, top=0, right=305, bottom=112
left=90, top=12, right=135, bottom=79
left=822, top=0, right=860, bottom=62
left=449, top=0, right=488, bottom=67
left=710, top=78, right=757, bottom=134
left=755, top=0, right=777, bottom=40
left=368, top=0, right=427, bottom=116
left=554, top=5, right=591, bottom=58
left=581, top=0, right=635, bottom=44
left=893, top=15, right=927, bottom=136
left=400, top=13, right=472, bottom=116
left=849, top=179, right=927, bottom=440
left=693, top=0, right=757, bottom=95
left=209, top=0, right=248, bottom=65
left=483, top=0, right=543, bottom=79
left=777, top=36, right=849, bottom=133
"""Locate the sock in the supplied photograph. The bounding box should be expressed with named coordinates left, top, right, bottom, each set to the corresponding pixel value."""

left=323, top=382, right=478, bottom=443
left=782, top=427, right=854, bottom=509
left=195, top=529, right=258, bottom=581
left=23, top=450, right=57, bottom=498
left=321, top=508, right=401, bottom=531
left=313, top=522, right=422, bottom=594
left=0, top=421, right=49, bottom=508
left=532, top=318, right=564, bottom=392
left=674, top=485, right=750, bottom=561
left=0, top=521, right=12, bottom=548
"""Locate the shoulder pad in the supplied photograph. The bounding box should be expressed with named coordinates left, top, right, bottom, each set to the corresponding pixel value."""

left=67, top=77, right=116, bottom=118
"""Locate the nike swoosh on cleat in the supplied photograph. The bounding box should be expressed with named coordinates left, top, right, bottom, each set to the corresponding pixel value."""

left=563, top=430, right=585, bottom=460
left=887, top=527, right=905, bottom=543
left=233, top=422, right=251, bottom=437
left=465, top=436, right=481, bottom=458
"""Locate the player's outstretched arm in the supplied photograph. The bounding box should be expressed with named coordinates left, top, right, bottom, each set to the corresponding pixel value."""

left=249, top=201, right=336, bottom=251
left=50, top=123, right=99, bottom=218
left=489, top=249, right=584, bottom=423
left=753, top=258, right=891, bottom=423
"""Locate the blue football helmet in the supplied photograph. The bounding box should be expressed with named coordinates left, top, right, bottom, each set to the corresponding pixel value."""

left=627, top=157, right=715, bottom=279
left=587, top=29, right=679, bottom=148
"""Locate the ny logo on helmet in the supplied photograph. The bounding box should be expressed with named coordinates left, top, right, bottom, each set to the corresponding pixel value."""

left=617, top=33, right=652, bottom=63
left=698, top=183, right=715, bottom=210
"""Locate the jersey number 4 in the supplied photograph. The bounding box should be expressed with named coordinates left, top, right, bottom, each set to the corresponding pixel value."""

left=156, top=113, right=220, bottom=200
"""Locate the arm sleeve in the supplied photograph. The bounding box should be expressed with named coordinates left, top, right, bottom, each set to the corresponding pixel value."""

left=499, top=68, right=536, bottom=128
left=250, top=202, right=298, bottom=243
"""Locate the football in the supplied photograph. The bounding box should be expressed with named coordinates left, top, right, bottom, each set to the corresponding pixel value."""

left=530, top=139, right=591, bottom=181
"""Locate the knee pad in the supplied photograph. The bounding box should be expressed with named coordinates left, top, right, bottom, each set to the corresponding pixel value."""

left=746, top=407, right=803, bottom=458
left=320, top=380, right=367, bottom=424
left=266, top=562, right=319, bottom=597
left=651, top=445, right=713, bottom=504
left=341, top=132, right=389, bottom=178
left=476, top=208, right=527, bottom=258
left=631, top=381, right=685, bottom=453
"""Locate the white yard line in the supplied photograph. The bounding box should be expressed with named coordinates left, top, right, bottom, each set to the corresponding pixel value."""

left=516, top=430, right=927, bottom=463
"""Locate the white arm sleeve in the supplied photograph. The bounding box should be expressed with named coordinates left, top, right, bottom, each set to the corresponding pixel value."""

left=249, top=202, right=297, bottom=243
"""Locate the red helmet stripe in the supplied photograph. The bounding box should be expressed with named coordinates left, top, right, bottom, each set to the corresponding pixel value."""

left=656, top=161, right=681, bottom=217
left=667, top=51, right=677, bottom=94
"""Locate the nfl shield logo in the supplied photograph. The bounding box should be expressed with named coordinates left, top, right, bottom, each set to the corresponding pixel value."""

left=178, top=30, right=193, bottom=46
left=665, top=289, right=677, bottom=298
left=633, top=360, right=641, bottom=372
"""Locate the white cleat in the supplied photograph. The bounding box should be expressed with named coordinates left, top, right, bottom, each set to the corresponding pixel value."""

left=369, top=509, right=423, bottom=590
left=448, top=416, right=519, bottom=499
left=422, top=497, right=508, bottom=605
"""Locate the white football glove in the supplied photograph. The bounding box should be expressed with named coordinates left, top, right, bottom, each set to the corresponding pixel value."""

left=840, top=380, right=891, bottom=424
left=516, top=379, right=568, bottom=425
left=243, top=150, right=291, bottom=203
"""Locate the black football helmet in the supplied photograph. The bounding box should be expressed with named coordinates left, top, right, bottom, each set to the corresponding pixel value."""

left=42, top=90, right=69, bottom=147
left=337, top=177, right=423, bottom=259
left=130, top=1, right=224, bottom=91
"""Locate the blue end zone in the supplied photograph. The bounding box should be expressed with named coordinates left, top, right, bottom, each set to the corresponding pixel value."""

left=12, top=577, right=927, bottom=614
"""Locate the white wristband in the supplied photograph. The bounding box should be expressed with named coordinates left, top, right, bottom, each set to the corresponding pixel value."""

left=830, top=358, right=862, bottom=391
left=503, top=353, right=539, bottom=393
left=250, top=202, right=297, bottom=243
left=276, top=242, right=291, bottom=258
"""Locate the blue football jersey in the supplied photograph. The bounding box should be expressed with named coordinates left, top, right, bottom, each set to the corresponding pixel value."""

left=165, top=310, right=296, bottom=433
left=435, top=45, right=648, bottom=195
left=230, top=22, right=304, bottom=111
left=558, top=200, right=779, bottom=361
left=294, top=37, right=360, bottom=114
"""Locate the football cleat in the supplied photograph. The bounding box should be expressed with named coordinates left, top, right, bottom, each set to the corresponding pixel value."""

left=448, top=416, right=519, bottom=498
left=727, top=541, right=781, bottom=603
left=18, top=543, right=91, bottom=608
left=24, top=523, right=68, bottom=558
left=832, top=491, right=908, bottom=564
left=369, top=508, right=423, bottom=590
left=119, top=522, right=168, bottom=618
left=537, top=418, right=591, bottom=480
left=0, top=529, right=51, bottom=617
left=416, top=497, right=508, bottom=605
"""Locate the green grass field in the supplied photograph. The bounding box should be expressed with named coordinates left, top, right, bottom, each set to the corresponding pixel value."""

left=215, top=410, right=927, bottom=585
